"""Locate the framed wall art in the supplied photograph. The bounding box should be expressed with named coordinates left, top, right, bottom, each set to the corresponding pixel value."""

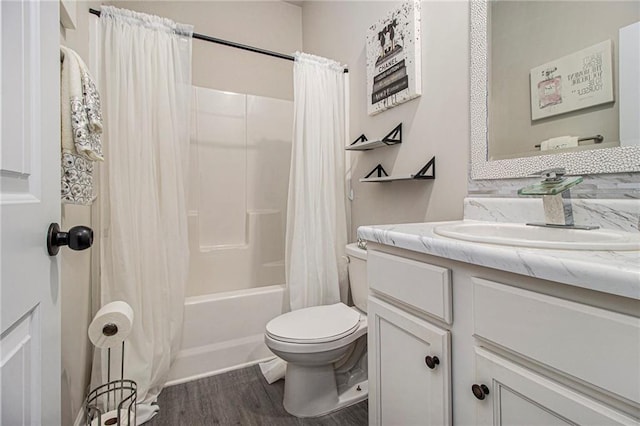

left=366, top=1, right=422, bottom=115
left=530, top=40, right=614, bottom=120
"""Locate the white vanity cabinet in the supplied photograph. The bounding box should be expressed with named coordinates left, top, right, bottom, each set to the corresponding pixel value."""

left=365, top=244, right=640, bottom=426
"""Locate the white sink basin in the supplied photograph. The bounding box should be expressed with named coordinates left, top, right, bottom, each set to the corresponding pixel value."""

left=433, top=222, right=640, bottom=251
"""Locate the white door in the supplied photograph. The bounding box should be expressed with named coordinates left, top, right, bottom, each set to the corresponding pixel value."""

left=368, top=297, right=451, bottom=426
left=1, top=0, right=61, bottom=424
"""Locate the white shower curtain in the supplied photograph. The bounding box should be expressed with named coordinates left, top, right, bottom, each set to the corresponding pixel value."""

left=95, top=7, right=192, bottom=423
left=286, top=52, right=349, bottom=311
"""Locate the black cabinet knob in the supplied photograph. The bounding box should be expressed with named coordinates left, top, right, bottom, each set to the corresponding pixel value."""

left=47, top=223, right=93, bottom=256
left=471, top=384, right=490, bottom=400
left=424, top=355, right=440, bottom=369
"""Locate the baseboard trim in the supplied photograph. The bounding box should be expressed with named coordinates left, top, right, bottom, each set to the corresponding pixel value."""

left=165, top=332, right=275, bottom=387
left=165, top=356, right=274, bottom=387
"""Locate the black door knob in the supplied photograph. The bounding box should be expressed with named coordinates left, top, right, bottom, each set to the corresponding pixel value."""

left=47, top=223, right=93, bottom=256
left=424, top=355, right=440, bottom=369
left=471, top=384, right=490, bottom=400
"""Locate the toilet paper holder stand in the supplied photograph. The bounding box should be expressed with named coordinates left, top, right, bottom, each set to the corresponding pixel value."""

left=85, top=339, right=137, bottom=426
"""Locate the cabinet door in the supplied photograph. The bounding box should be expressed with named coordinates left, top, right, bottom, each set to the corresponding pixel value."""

left=368, top=297, right=451, bottom=426
left=474, top=348, right=638, bottom=426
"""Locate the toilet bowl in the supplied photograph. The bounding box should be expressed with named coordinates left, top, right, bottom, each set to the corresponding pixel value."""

left=264, top=243, right=368, bottom=417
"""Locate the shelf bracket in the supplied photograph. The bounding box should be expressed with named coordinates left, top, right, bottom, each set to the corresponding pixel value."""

left=350, top=134, right=368, bottom=146
left=364, top=164, right=389, bottom=179
left=412, top=156, right=436, bottom=179
left=381, top=123, right=402, bottom=146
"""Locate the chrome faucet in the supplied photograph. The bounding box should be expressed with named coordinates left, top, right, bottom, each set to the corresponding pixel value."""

left=518, top=168, right=598, bottom=230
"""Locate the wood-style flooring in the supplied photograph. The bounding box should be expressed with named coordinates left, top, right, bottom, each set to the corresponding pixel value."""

left=146, top=365, right=368, bottom=426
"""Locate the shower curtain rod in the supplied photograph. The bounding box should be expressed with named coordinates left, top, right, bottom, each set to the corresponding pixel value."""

left=89, top=8, right=349, bottom=73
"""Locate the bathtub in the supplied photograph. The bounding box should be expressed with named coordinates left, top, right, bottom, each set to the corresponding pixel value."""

left=166, top=284, right=286, bottom=386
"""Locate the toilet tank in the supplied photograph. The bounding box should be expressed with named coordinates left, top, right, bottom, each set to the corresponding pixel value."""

left=346, top=243, right=368, bottom=313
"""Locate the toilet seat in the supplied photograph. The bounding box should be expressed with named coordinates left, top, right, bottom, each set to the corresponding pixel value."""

left=266, top=303, right=361, bottom=344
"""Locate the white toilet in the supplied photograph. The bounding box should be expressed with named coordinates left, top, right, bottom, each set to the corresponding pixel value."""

left=264, top=243, right=368, bottom=417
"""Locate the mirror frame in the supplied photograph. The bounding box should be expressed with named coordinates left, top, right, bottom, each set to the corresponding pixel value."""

left=470, top=0, right=640, bottom=180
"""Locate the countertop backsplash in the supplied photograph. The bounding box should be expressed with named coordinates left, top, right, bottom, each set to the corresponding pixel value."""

left=468, top=172, right=640, bottom=200
left=463, top=197, right=640, bottom=233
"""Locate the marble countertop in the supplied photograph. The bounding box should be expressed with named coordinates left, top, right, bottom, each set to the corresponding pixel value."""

left=358, top=220, right=640, bottom=300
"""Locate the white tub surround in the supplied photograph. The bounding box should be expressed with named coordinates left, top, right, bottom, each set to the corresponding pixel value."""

left=357, top=198, right=640, bottom=300
left=187, top=87, right=292, bottom=297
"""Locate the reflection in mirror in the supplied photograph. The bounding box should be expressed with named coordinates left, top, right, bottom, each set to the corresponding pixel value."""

left=489, top=1, right=639, bottom=161
left=470, top=0, right=640, bottom=180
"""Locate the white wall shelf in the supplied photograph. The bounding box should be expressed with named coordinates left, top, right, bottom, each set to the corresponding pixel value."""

left=360, top=157, right=436, bottom=183
left=346, top=123, right=402, bottom=151
left=360, top=175, right=426, bottom=183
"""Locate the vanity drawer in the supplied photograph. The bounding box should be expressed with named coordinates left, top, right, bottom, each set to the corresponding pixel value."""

left=473, top=277, right=640, bottom=403
left=368, top=250, right=452, bottom=324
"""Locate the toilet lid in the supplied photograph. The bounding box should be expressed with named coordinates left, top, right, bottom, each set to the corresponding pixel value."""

left=266, top=303, right=361, bottom=344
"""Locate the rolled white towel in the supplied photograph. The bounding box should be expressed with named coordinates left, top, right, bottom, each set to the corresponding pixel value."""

left=540, top=136, right=579, bottom=151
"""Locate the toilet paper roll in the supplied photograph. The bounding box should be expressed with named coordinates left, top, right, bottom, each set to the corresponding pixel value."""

left=90, top=409, right=133, bottom=426
left=88, top=301, right=134, bottom=349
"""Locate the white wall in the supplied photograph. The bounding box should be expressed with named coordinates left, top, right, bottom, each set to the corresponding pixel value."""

left=301, top=1, right=469, bottom=240
left=59, top=204, right=94, bottom=426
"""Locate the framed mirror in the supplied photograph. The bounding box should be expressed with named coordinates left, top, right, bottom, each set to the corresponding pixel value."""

left=470, top=0, right=640, bottom=180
